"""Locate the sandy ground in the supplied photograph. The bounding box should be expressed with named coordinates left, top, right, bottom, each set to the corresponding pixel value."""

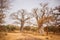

left=5, top=31, right=60, bottom=40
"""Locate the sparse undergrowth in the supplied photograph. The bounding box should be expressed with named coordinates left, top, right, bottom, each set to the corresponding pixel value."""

left=17, top=37, right=42, bottom=40
left=0, top=32, right=7, bottom=40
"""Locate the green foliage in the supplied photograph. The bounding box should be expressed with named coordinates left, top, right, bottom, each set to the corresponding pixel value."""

left=31, top=27, right=38, bottom=32
left=0, top=25, right=17, bottom=32
left=44, top=26, right=54, bottom=32
left=5, top=25, right=16, bottom=32
left=23, top=26, right=38, bottom=32
left=44, top=26, right=60, bottom=33
left=23, top=26, right=31, bottom=31
left=0, top=25, right=7, bottom=32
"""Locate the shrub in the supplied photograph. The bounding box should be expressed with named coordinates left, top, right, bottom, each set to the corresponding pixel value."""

left=0, top=25, right=7, bottom=32
left=4, top=25, right=16, bottom=32
left=31, top=27, right=38, bottom=32
left=44, top=26, right=60, bottom=33
left=23, top=26, right=31, bottom=31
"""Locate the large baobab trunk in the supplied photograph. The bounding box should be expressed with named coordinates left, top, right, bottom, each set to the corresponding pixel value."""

left=20, top=22, right=24, bottom=31
left=38, top=19, right=45, bottom=35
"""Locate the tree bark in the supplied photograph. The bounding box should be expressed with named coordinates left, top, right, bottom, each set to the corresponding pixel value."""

left=20, top=22, right=24, bottom=31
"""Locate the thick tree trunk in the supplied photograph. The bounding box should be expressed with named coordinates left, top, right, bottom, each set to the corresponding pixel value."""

left=20, top=25, right=23, bottom=31
left=38, top=23, right=45, bottom=35
left=20, top=22, right=24, bottom=31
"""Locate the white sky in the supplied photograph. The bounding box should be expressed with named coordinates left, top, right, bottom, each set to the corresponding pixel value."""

left=5, top=0, right=60, bottom=25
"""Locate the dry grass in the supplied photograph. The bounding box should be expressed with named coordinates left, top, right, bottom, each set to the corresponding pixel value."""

left=3, top=31, right=60, bottom=40
left=0, top=32, right=7, bottom=40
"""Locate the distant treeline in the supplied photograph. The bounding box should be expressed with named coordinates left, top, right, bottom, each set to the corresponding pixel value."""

left=0, top=25, right=60, bottom=33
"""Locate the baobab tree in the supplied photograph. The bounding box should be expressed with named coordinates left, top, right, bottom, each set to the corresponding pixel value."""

left=32, top=3, right=54, bottom=35
left=0, top=0, right=11, bottom=39
left=0, top=0, right=11, bottom=25
left=0, top=0, right=11, bottom=32
left=11, top=9, right=31, bottom=31
left=32, top=3, right=48, bottom=34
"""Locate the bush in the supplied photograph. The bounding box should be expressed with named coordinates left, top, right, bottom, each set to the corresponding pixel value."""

left=23, top=26, right=31, bottom=31
left=44, top=26, right=60, bottom=33
left=23, top=26, right=38, bottom=32
left=44, top=26, right=56, bottom=32
left=0, top=25, right=7, bottom=32
left=31, top=27, right=38, bottom=32
left=5, top=25, right=16, bottom=32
